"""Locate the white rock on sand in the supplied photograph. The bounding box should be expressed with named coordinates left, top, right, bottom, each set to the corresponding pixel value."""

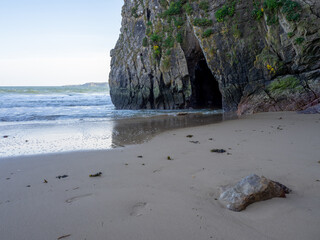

left=0, top=112, right=320, bottom=240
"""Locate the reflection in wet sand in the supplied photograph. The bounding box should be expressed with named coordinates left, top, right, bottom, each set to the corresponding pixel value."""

left=111, top=113, right=225, bottom=147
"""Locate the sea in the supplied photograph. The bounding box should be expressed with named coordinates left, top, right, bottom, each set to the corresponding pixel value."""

left=0, top=85, right=223, bottom=157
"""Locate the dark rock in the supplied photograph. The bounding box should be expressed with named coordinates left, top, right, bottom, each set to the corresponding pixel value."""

left=56, top=175, right=68, bottom=179
left=109, top=0, right=320, bottom=114
left=3, top=135, right=8, bottom=138
left=211, top=149, right=226, bottom=153
left=219, top=174, right=291, bottom=211
left=89, top=172, right=102, bottom=178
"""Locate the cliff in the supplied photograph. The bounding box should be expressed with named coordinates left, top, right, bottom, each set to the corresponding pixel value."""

left=109, top=0, right=320, bottom=114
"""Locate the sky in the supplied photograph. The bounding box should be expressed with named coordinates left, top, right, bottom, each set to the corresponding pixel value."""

left=0, top=0, right=123, bottom=86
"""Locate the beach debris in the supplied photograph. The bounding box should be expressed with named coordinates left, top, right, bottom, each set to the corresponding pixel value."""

left=211, top=149, right=226, bottom=153
left=26, top=185, right=31, bottom=187
left=142, top=163, right=145, bottom=166
left=208, top=138, right=213, bottom=140
left=57, top=234, right=71, bottom=239
left=186, top=135, right=193, bottom=138
left=177, top=112, right=188, bottom=116
left=44, top=179, right=48, bottom=183
left=167, top=156, right=173, bottom=160
left=56, top=175, right=68, bottom=179
left=89, top=172, right=102, bottom=177
left=137, top=155, right=143, bottom=158
left=219, top=174, right=291, bottom=212
left=3, top=135, right=9, bottom=138
left=189, top=141, right=200, bottom=144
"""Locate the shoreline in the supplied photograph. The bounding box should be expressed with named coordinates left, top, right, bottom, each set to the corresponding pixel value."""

left=0, top=111, right=225, bottom=158
left=1, top=112, right=320, bottom=240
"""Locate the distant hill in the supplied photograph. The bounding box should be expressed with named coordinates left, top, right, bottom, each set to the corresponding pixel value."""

left=65, top=82, right=109, bottom=89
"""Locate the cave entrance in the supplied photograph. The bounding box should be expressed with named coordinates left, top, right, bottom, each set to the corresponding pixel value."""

left=191, top=59, right=222, bottom=109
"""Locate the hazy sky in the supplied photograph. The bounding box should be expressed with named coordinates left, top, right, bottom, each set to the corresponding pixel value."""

left=0, top=0, right=123, bottom=86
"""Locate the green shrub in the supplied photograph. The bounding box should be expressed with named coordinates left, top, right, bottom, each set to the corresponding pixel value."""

left=267, top=15, right=278, bottom=25
left=295, top=37, right=305, bottom=45
left=163, top=36, right=175, bottom=48
left=159, top=0, right=168, bottom=8
left=287, top=32, right=294, bottom=38
left=268, top=76, right=302, bottom=93
left=150, top=33, right=161, bottom=43
left=174, top=17, right=184, bottom=28
left=281, top=0, right=301, bottom=21
left=131, top=6, right=138, bottom=18
left=142, top=37, right=148, bottom=47
left=184, top=3, right=193, bottom=15
left=199, top=1, right=210, bottom=12
left=265, top=0, right=281, bottom=11
left=215, top=1, right=236, bottom=22
left=193, top=18, right=213, bottom=26
left=202, top=29, right=214, bottom=38
left=176, top=32, right=183, bottom=43
left=252, top=6, right=264, bottom=20
left=163, top=1, right=182, bottom=16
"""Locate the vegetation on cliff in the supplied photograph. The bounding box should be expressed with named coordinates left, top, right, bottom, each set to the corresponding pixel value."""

left=109, top=0, right=320, bottom=114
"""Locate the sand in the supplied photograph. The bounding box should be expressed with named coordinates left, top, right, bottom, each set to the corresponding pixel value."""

left=0, top=112, right=320, bottom=240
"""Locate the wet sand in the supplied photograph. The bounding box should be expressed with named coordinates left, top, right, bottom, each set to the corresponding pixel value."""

left=0, top=113, right=225, bottom=157
left=1, top=112, right=320, bottom=240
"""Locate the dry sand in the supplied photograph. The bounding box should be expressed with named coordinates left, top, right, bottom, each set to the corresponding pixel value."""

left=0, top=112, right=320, bottom=240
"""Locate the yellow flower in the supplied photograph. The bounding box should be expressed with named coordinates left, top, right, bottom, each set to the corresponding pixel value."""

left=261, top=8, right=264, bottom=12
left=153, top=45, right=159, bottom=51
left=267, top=64, right=272, bottom=70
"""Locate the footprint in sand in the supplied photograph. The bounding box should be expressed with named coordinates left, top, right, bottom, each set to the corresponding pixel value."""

left=130, top=202, right=148, bottom=216
left=65, top=193, right=92, bottom=203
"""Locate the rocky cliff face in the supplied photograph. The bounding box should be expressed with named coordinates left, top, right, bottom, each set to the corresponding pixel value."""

left=109, top=0, right=320, bottom=114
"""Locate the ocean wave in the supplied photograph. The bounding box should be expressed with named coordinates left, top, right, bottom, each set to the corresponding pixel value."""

left=0, top=86, right=109, bottom=94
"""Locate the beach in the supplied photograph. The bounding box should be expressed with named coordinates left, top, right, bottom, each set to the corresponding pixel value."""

left=1, top=112, right=320, bottom=240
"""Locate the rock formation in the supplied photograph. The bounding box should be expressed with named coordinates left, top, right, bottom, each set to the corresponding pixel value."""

left=219, top=174, right=291, bottom=211
left=109, top=0, right=320, bottom=114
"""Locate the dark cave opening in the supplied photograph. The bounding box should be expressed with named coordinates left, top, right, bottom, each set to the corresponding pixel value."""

left=191, top=59, right=222, bottom=109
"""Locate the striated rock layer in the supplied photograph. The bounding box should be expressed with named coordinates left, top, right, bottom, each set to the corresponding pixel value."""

left=109, top=0, right=320, bottom=114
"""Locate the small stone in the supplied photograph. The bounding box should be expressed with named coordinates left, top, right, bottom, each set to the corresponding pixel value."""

left=26, top=185, right=31, bottom=187
left=137, top=155, right=143, bottom=158
left=3, top=135, right=9, bottom=138
left=167, top=156, right=173, bottom=160
left=44, top=179, right=48, bottom=183
left=211, top=149, right=226, bottom=153
left=89, top=172, right=102, bottom=177
left=219, top=174, right=291, bottom=211
left=56, top=175, right=68, bottom=179
left=186, top=135, right=193, bottom=138
left=189, top=141, right=200, bottom=144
